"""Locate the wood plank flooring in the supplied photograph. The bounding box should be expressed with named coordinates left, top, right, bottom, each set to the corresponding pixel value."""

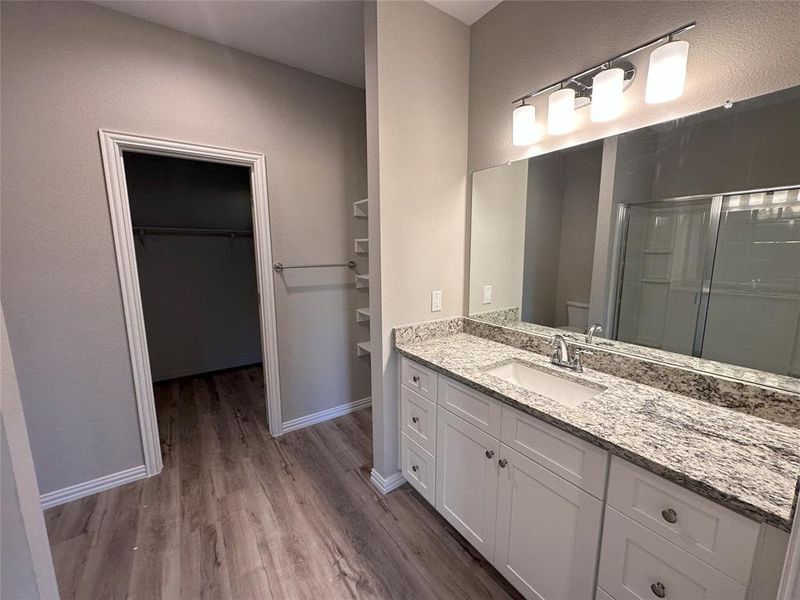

left=45, top=366, right=521, bottom=599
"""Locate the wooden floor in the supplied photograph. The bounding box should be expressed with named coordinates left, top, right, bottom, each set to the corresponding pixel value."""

left=45, top=366, right=521, bottom=599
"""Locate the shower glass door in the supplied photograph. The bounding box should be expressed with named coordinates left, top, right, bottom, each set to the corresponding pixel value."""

left=614, top=199, right=712, bottom=355
left=614, top=185, right=800, bottom=377
left=702, top=188, right=800, bottom=375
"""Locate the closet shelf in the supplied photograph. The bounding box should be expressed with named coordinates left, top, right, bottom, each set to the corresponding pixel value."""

left=356, top=274, right=370, bottom=289
left=356, top=341, right=372, bottom=357
left=354, top=238, right=369, bottom=255
left=353, top=199, right=369, bottom=219
left=133, top=226, right=253, bottom=238
left=356, top=307, right=370, bottom=323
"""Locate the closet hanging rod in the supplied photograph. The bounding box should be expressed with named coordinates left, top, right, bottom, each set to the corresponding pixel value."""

left=133, top=226, right=253, bottom=238
left=273, top=260, right=357, bottom=272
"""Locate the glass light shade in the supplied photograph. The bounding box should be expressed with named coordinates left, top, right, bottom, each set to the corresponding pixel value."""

left=645, top=40, right=689, bottom=104
left=512, top=103, right=537, bottom=146
left=590, top=67, right=624, bottom=122
left=547, top=88, right=576, bottom=135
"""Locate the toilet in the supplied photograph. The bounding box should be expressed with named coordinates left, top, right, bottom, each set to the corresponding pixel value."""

left=558, top=300, right=590, bottom=334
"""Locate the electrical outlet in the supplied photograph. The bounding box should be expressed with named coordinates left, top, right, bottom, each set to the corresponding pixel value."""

left=483, top=285, right=492, bottom=305
left=431, top=290, right=442, bottom=312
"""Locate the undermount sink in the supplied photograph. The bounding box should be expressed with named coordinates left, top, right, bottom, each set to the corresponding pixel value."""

left=486, top=361, right=604, bottom=408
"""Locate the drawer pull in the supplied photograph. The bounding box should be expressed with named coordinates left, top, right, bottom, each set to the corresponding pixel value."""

left=412, top=375, right=420, bottom=383
left=650, top=582, right=666, bottom=598
left=485, top=449, right=495, bottom=459
left=498, top=458, right=508, bottom=468
left=411, top=416, right=419, bottom=424
left=661, top=508, right=678, bottom=524
left=411, top=464, right=419, bottom=472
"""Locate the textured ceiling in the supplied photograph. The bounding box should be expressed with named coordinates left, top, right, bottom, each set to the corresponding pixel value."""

left=92, top=0, right=365, bottom=88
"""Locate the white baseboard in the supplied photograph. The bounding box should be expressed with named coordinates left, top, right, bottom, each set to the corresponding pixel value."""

left=151, top=360, right=262, bottom=383
left=40, top=465, right=147, bottom=509
left=370, top=468, right=406, bottom=495
left=280, top=396, right=371, bottom=434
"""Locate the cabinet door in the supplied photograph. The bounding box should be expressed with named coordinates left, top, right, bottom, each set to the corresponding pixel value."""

left=494, top=443, right=603, bottom=600
left=436, top=406, right=500, bottom=560
left=598, top=507, right=746, bottom=600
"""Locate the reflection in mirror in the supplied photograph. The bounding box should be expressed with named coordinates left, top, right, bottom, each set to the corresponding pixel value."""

left=469, top=85, right=800, bottom=380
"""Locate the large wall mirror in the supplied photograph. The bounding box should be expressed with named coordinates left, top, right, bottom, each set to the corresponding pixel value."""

left=469, top=85, right=800, bottom=381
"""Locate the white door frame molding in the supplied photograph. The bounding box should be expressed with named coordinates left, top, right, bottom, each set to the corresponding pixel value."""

left=99, top=129, right=283, bottom=476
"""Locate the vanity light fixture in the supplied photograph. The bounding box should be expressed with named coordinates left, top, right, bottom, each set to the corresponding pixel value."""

left=645, top=37, right=690, bottom=104
left=591, top=66, right=625, bottom=122
left=512, top=99, right=537, bottom=146
left=547, top=86, right=576, bottom=135
left=511, top=22, right=695, bottom=143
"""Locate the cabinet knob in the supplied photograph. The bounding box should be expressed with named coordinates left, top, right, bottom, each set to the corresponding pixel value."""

left=412, top=416, right=419, bottom=424
left=661, top=508, right=678, bottom=524
left=412, top=375, right=420, bottom=383
left=650, top=582, right=666, bottom=598
left=498, top=458, right=508, bottom=468
left=485, top=449, right=495, bottom=459
left=411, top=464, right=419, bottom=472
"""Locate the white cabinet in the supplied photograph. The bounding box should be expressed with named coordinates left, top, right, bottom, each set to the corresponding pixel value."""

left=401, top=432, right=436, bottom=503
left=598, top=507, right=746, bottom=600
left=399, top=357, right=770, bottom=600
left=438, top=375, right=503, bottom=436
left=596, top=588, right=615, bottom=600
left=501, top=404, right=608, bottom=498
left=606, top=457, right=759, bottom=584
left=400, top=386, right=437, bottom=455
left=435, top=406, right=500, bottom=560
left=494, top=443, right=603, bottom=600
left=401, top=357, right=438, bottom=401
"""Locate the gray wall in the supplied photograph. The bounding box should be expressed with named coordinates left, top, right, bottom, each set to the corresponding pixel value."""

left=522, top=154, right=563, bottom=325
left=519, top=144, right=602, bottom=327
left=126, top=154, right=262, bottom=382
left=469, top=160, right=528, bottom=315
left=468, top=1, right=800, bottom=173
left=554, top=145, right=602, bottom=326
left=1, top=305, right=59, bottom=600
left=365, top=0, right=470, bottom=479
left=649, top=91, right=800, bottom=201
left=1, top=1, right=368, bottom=495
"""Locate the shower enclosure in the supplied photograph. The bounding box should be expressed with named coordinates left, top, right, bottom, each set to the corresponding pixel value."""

left=613, top=185, right=800, bottom=377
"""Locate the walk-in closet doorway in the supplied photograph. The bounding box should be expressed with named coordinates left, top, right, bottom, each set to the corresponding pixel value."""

left=99, top=131, right=282, bottom=477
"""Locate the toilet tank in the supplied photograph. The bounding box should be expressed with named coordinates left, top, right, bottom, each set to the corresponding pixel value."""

left=566, top=301, right=590, bottom=331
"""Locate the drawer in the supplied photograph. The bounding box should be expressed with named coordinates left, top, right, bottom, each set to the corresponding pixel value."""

left=437, top=376, right=502, bottom=437
left=401, top=433, right=435, bottom=504
left=607, top=457, right=759, bottom=584
left=401, top=357, right=438, bottom=402
left=596, top=587, right=615, bottom=600
left=401, top=386, right=437, bottom=455
left=500, top=406, right=608, bottom=498
left=598, top=507, right=746, bottom=600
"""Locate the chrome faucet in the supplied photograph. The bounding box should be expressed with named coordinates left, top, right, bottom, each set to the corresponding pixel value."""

left=586, top=323, right=604, bottom=344
left=551, top=334, right=592, bottom=373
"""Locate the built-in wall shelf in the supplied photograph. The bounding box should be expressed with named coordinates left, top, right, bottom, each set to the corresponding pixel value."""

left=354, top=238, right=369, bottom=255
left=353, top=199, right=369, bottom=219
left=353, top=198, right=370, bottom=358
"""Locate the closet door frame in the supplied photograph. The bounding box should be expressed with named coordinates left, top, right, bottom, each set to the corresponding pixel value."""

left=99, top=129, right=283, bottom=476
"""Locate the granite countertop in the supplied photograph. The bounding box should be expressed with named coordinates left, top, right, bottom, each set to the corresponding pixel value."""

left=395, top=332, right=800, bottom=532
left=477, top=316, right=800, bottom=396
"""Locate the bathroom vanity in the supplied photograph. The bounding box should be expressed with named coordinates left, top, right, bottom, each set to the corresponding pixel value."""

left=395, top=326, right=799, bottom=600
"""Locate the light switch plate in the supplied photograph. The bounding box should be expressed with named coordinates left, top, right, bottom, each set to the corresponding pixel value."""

left=483, top=285, right=492, bottom=305
left=431, top=290, right=442, bottom=312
